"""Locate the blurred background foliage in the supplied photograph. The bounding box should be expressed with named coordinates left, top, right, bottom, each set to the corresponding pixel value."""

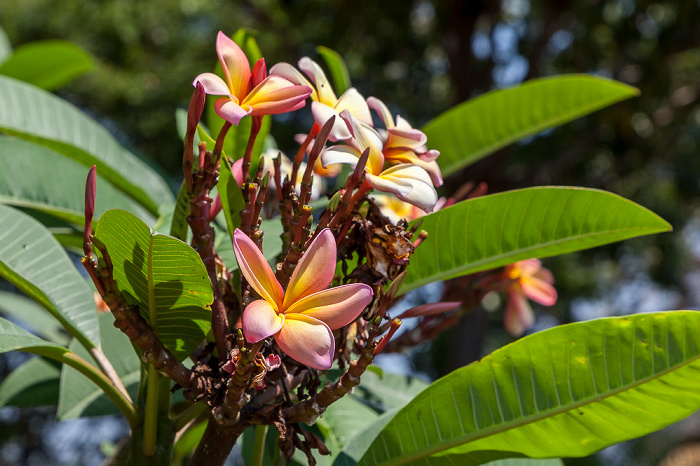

left=1, top=0, right=700, bottom=464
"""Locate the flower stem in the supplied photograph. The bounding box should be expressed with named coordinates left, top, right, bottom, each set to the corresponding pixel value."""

left=142, top=365, right=160, bottom=456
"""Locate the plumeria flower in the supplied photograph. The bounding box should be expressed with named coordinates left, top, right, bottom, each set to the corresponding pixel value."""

left=193, top=32, right=312, bottom=125
left=270, top=57, right=372, bottom=141
left=373, top=194, right=452, bottom=224
left=367, top=97, right=443, bottom=187
left=233, top=228, right=373, bottom=370
left=322, top=111, right=438, bottom=212
left=502, top=259, right=557, bottom=337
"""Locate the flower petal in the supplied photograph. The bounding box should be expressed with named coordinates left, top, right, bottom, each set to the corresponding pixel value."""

left=335, top=88, right=372, bottom=126
left=193, top=72, right=230, bottom=96
left=283, top=229, right=337, bottom=308
left=504, top=288, right=534, bottom=337
left=298, top=57, right=338, bottom=106
left=520, top=276, right=558, bottom=306
left=384, top=151, right=443, bottom=187
left=269, top=62, right=317, bottom=99
left=286, top=283, right=373, bottom=329
left=216, top=31, right=251, bottom=99
left=242, top=300, right=284, bottom=343
left=385, top=125, right=427, bottom=149
left=215, top=98, right=251, bottom=126
left=275, top=314, right=335, bottom=370
left=368, top=164, right=438, bottom=212
left=365, top=172, right=412, bottom=198
left=321, top=145, right=362, bottom=168
left=312, top=102, right=352, bottom=141
left=252, top=58, right=267, bottom=86
left=367, top=96, right=395, bottom=128
left=243, top=76, right=312, bottom=116
left=232, top=229, right=284, bottom=309
left=339, top=111, right=385, bottom=173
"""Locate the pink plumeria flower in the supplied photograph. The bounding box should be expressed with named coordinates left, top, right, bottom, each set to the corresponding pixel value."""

left=209, top=159, right=244, bottom=221
left=233, top=228, right=373, bottom=370
left=367, top=97, right=443, bottom=187
left=193, top=32, right=312, bottom=125
left=373, top=194, right=452, bottom=224
left=322, top=111, right=438, bottom=212
left=502, top=259, right=557, bottom=337
left=270, top=57, right=372, bottom=141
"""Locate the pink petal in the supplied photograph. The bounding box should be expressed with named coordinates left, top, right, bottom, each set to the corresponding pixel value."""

left=534, top=268, right=555, bottom=284
left=384, top=151, right=443, bottom=187
left=504, top=288, right=534, bottom=337
left=243, top=76, right=312, bottom=116
left=385, top=125, right=427, bottom=149
left=232, top=229, right=284, bottom=309
left=365, top=172, right=412, bottom=198
left=419, top=149, right=440, bottom=162
left=193, top=72, right=231, bottom=96
left=286, top=283, right=373, bottom=329
left=269, top=62, right=317, bottom=100
left=515, top=259, right=543, bottom=276
left=298, top=57, right=338, bottom=105
left=242, top=299, right=285, bottom=343
left=335, top=88, right=373, bottom=126
left=367, top=96, right=395, bottom=128
left=215, top=98, right=251, bottom=126
left=275, top=314, right=335, bottom=370
left=312, top=102, right=352, bottom=141
left=252, top=58, right=267, bottom=86
left=520, top=276, right=558, bottom=306
left=231, top=158, right=244, bottom=186
left=283, top=229, right=337, bottom=308
left=216, top=31, right=251, bottom=99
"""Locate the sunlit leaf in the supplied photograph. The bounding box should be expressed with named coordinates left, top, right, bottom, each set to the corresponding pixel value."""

left=360, top=311, right=700, bottom=465
left=402, top=187, right=671, bottom=294
left=0, top=204, right=100, bottom=347
left=0, top=40, right=93, bottom=90
left=0, top=137, right=154, bottom=226
left=169, top=182, right=190, bottom=241
left=58, top=313, right=140, bottom=420
left=94, top=209, right=212, bottom=359
left=0, top=76, right=173, bottom=214
left=423, top=75, right=639, bottom=177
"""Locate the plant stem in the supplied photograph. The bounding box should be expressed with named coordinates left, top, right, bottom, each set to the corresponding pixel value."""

left=252, top=425, right=269, bottom=466
left=90, top=347, right=132, bottom=403
left=142, top=365, right=160, bottom=456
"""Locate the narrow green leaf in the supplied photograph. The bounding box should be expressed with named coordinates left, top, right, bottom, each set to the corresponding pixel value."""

left=94, top=209, right=212, bottom=359
left=0, top=26, right=11, bottom=63
left=169, top=182, right=190, bottom=241
left=0, top=316, right=69, bottom=355
left=360, top=311, right=700, bottom=465
left=0, top=40, right=93, bottom=91
left=0, top=137, right=154, bottom=226
left=423, top=75, right=639, bottom=177
left=0, top=204, right=100, bottom=346
left=316, top=46, right=351, bottom=95
left=0, top=291, right=70, bottom=345
left=219, top=155, right=245, bottom=237
left=0, top=76, right=173, bottom=214
left=0, top=357, right=61, bottom=407
left=402, top=187, right=671, bottom=294
left=58, top=313, right=140, bottom=420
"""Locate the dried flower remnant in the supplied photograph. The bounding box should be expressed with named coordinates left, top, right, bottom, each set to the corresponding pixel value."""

left=233, top=228, right=373, bottom=369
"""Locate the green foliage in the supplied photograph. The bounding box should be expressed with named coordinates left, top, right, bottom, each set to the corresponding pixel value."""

left=219, top=155, right=245, bottom=237
left=422, top=75, right=639, bottom=177
left=402, top=187, right=671, bottom=294
left=0, top=204, right=100, bottom=347
left=0, top=39, right=93, bottom=91
left=93, top=209, right=212, bottom=359
left=0, top=76, right=173, bottom=214
left=0, top=136, right=154, bottom=226
left=0, top=290, right=69, bottom=345
left=0, top=357, right=61, bottom=408
left=360, top=311, right=700, bottom=465
left=58, top=313, right=139, bottom=420
left=316, top=46, right=351, bottom=95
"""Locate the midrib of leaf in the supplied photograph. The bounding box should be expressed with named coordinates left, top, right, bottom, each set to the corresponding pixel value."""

left=407, top=224, right=664, bottom=293
left=61, top=370, right=140, bottom=419
left=0, top=197, right=83, bottom=225
left=148, top=233, right=157, bottom=330
left=379, top=320, right=699, bottom=465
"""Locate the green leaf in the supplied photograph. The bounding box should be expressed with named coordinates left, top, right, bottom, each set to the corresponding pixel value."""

left=0, top=315, right=71, bottom=356
left=316, top=46, right=351, bottom=95
left=219, top=155, right=245, bottom=237
left=0, top=40, right=93, bottom=91
left=0, top=76, right=173, bottom=214
left=0, top=26, right=11, bottom=63
left=94, top=209, right=212, bottom=359
left=58, top=313, right=140, bottom=420
left=0, top=204, right=100, bottom=347
left=0, top=136, right=154, bottom=226
left=0, top=357, right=61, bottom=407
left=360, top=311, right=700, bottom=465
left=423, top=75, right=639, bottom=177
left=402, top=187, right=671, bottom=294
left=0, top=291, right=70, bottom=345
left=169, top=182, right=190, bottom=241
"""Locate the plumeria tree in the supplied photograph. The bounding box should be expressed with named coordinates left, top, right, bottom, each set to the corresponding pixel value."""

left=1, top=29, right=699, bottom=466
